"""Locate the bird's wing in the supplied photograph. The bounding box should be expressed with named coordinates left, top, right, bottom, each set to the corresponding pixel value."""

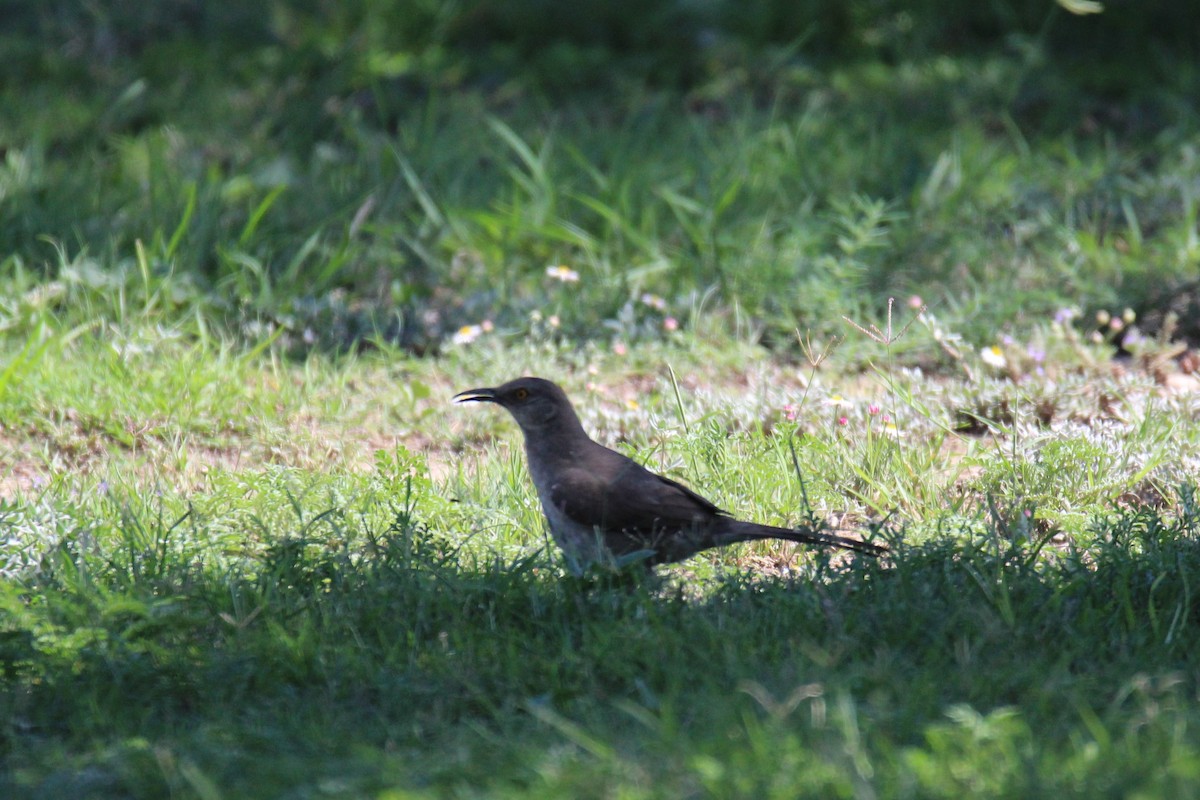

left=639, top=469, right=726, bottom=519
left=546, top=455, right=724, bottom=548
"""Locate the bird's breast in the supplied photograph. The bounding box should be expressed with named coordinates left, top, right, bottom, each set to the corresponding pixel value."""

left=525, top=446, right=608, bottom=564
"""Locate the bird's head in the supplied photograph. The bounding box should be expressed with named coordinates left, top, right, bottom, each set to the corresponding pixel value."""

left=454, top=377, right=579, bottom=433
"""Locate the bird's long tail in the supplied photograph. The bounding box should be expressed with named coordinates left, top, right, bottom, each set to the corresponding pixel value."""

left=719, top=519, right=887, bottom=557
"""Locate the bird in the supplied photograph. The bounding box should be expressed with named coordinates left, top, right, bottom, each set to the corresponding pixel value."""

left=454, top=376, right=886, bottom=572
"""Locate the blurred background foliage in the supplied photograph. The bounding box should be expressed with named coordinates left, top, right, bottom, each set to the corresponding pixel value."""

left=0, top=0, right=1197, bottom=354
left=5, top=0, right=1193, bottom=93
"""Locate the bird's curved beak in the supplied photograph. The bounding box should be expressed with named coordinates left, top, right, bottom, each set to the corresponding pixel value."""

left=453, top=387, right=498, bottom=404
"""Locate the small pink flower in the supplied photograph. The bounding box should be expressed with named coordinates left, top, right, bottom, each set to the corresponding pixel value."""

left=868, top=404, right=881, bottom=415
left=837, top=416, right=849, bottom=426
left=782, top=403, right=798, bottom=422
left=907, top=295, right=924, bottom=309
left=881, top=414, right=891, bottom=423
left=613, top=341, right=627, bottom=356
left=663, top=316, right=679, bottom=332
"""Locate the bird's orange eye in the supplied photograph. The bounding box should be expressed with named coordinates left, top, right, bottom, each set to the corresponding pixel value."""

left=515, top=388, right=529, bottom=400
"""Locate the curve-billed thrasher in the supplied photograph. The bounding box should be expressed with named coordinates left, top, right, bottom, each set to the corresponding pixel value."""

left=455, top=377, right=885, bottom=571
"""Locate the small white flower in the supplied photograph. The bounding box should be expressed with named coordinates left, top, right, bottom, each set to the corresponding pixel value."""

left=546, top=265, right=580, bottom=283
left=824, top=394, right=852, bottom=408
left=980, top=345, right=1007, bottom=368
left=639, top=293, right=666, bottom=311
left=452, top=324, right=484, bottom=345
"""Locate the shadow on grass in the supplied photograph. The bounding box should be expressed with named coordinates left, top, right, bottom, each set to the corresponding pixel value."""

left=2, top=488, right=1199, bottom=796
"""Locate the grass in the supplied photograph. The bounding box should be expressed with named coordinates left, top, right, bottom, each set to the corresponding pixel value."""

left=4, top=19, right=1198, bottom=356
left=3, top=450, right=1200, bottom=796
left=4, top=329, right=1200, bottom=796
left=4, top=1, right=1200, bottom=796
